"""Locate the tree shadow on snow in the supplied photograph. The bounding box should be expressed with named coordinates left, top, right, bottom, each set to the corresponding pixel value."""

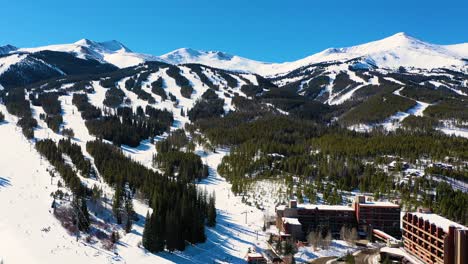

left=142, top=212, right=254, bottom=263
left=0, top=176, right=12, bottom=189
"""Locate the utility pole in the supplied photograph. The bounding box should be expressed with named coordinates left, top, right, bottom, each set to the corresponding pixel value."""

left=242, top=211, right=248, bottom=224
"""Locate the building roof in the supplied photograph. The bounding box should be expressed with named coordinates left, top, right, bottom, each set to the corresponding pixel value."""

left=373, top=229, right=399, bottom=242
left=246, top=252, right=264, bottom=259
left=409, top=212, right=467, bottom=232
left=358, top=200, right=400, bottom=208
left=380, top=247, right=425, bottom=264
left=277, top=203, right=354, bottom=211
left=282, top=217, right=301, bottom=225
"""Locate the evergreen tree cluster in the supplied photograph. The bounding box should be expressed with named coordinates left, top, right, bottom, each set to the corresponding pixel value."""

left=180, top=85, right=194, bottom=98
left=425, top=98, right=468, bottom=122
left=112, top=184, right=135, bottom=228
left=85, top=140, right=216, bottom=252
left=359, top=166, right=393, bottom=193
left=154, top=130, right=209, bottom=182
left=150, top=77, right=167, bottom=100
left=103, top=87, right=125, bottom=108
left=433, top=182, right=468, bottom=224
left=35, top=139, right=90, bottom=231
left=153, top=151, right=208, bottom=182
left=0, top=110, right=4, bottom=122
left=340, top=93, right=416, bottom=125
left=155, top=129, right=189, bottom=152
left=425, top=165, right=468, bottom=183
left=166, top=66, right=193, bottom=98
left=401, top=116, right=439, bottom=132
left=72, top=93, right=102, bottom=120
left=85, top=106, right=173, bottom=147
left=31, top=92, right=64, bottom=133
left=143, top=187, right=216, bottom=252
left=310, top=131, right=468, bottom=161
left=400, top=84, right=462, bottom=104
left=87, top=140, right=159, bottom=196
left=58, top=138, right=93, bottom=177
left=187, top=92, right=225, bottom=122
left=218, top=71, right=238, bottom=88
left=36, top=139, right=87, bottom=197
left=3, top=87, right=37, bottom=138
left=185, top=64, right=217, bottom=89
left=123, top=72, right=156, bottom=104
left=240, top=84, right=264, bottom=97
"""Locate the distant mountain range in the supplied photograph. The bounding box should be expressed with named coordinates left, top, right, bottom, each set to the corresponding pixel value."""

left=0, top=32, right=467, bottom=132
left=2, top=32, right=466, bottom=74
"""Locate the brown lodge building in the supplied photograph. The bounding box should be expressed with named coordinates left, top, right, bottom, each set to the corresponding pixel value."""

left=276, top=196, right=401, bottom=240
left=403, top=212, right=467, bottom=264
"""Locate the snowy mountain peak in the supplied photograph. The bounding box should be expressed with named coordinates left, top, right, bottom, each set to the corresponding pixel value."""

left=0, top=44, right=18, bottom=55
left=157, top=33, right=467, bottom=76
left=98, top=40, right=132, bottom=53
left=74, top=38, right=94, bottom=46
left=388, top=32, right=412, bottom=39
left=320, top=32, right=431, bottom=57
left=5, top=33, right=468, bottom=75
left=161, top=48, right=235, bottom=65
left=73, top=39, right=132, bottom=53
left=16, top=38, right=159, bottom=68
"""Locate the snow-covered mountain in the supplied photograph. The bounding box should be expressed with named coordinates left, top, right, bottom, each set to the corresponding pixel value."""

left=0, top=44, right=18, bottom=55
left=15, top=39, right=162, bottom=68
left=160, top=48, right=271, bottom=74
left=299, top=32, right=467, bottom=70
left=0, top=32, right=468, bottom=264
left=160, top=33, right=468, bottom=76
left=1, top=33, right=467, bottom=125
left=3, top=32, right=466, bottom=75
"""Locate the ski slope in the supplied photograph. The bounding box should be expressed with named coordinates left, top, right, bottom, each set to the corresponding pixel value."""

left=0, top=105, right=120, bottom=264
left=0, top=86, right=268, bottom=263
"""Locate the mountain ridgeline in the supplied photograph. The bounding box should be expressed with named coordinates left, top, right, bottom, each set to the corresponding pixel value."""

left=0, top=33, right=467, bottom=249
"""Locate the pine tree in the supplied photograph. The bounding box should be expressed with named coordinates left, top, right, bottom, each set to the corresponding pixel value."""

left=165, top=210, right=177, bottom=251
left=124, top=192, right=134, bottom=233
left=125, top=216, right=132, bottom=233
left=207, top=192, right=216, bottom=227
left=73, top=197, right=90, bottom=232
left=151, top=211, right=165, bottom=252
left=142, top=212, right=153, bottom=250
left=112, top=185, right=123, bottom=224
left=111, top=231, right=119, bottom=244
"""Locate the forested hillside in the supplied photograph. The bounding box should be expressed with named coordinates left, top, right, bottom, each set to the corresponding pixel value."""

left=0, top=34, right=467, bottom=263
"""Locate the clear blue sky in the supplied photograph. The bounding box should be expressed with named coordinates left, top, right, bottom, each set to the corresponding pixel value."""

left=1, top=0, right=467, bottom=62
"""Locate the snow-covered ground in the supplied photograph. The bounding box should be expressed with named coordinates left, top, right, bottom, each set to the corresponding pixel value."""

left=0, top=96, right=269, bottom=263
left=437, top=127, right=468, bottom=139
left=294, top=240, right=358, bottom=263
left=0, top=105, right=120, bottom=264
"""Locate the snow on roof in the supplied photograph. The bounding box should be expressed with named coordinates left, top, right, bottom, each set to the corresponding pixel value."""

left=380, top=247, right=425, bottom=264
left=359, top=200, right=399, bottom=207
left=300, top=204, right=355, bottom=211
left=246, top=252, right=264, bottom=258
left=277, top=203, right=354, bottom=211
left=282, top=217, right=301, bottom=225
left=373, top=229, right=398, bottom=242
left=410, top=212, right=467, bottom=232
left=389, top=160, right=408, bottom=166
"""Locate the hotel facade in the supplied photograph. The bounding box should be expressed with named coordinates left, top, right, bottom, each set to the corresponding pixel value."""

left=402, top=212, right=467, bottom=264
